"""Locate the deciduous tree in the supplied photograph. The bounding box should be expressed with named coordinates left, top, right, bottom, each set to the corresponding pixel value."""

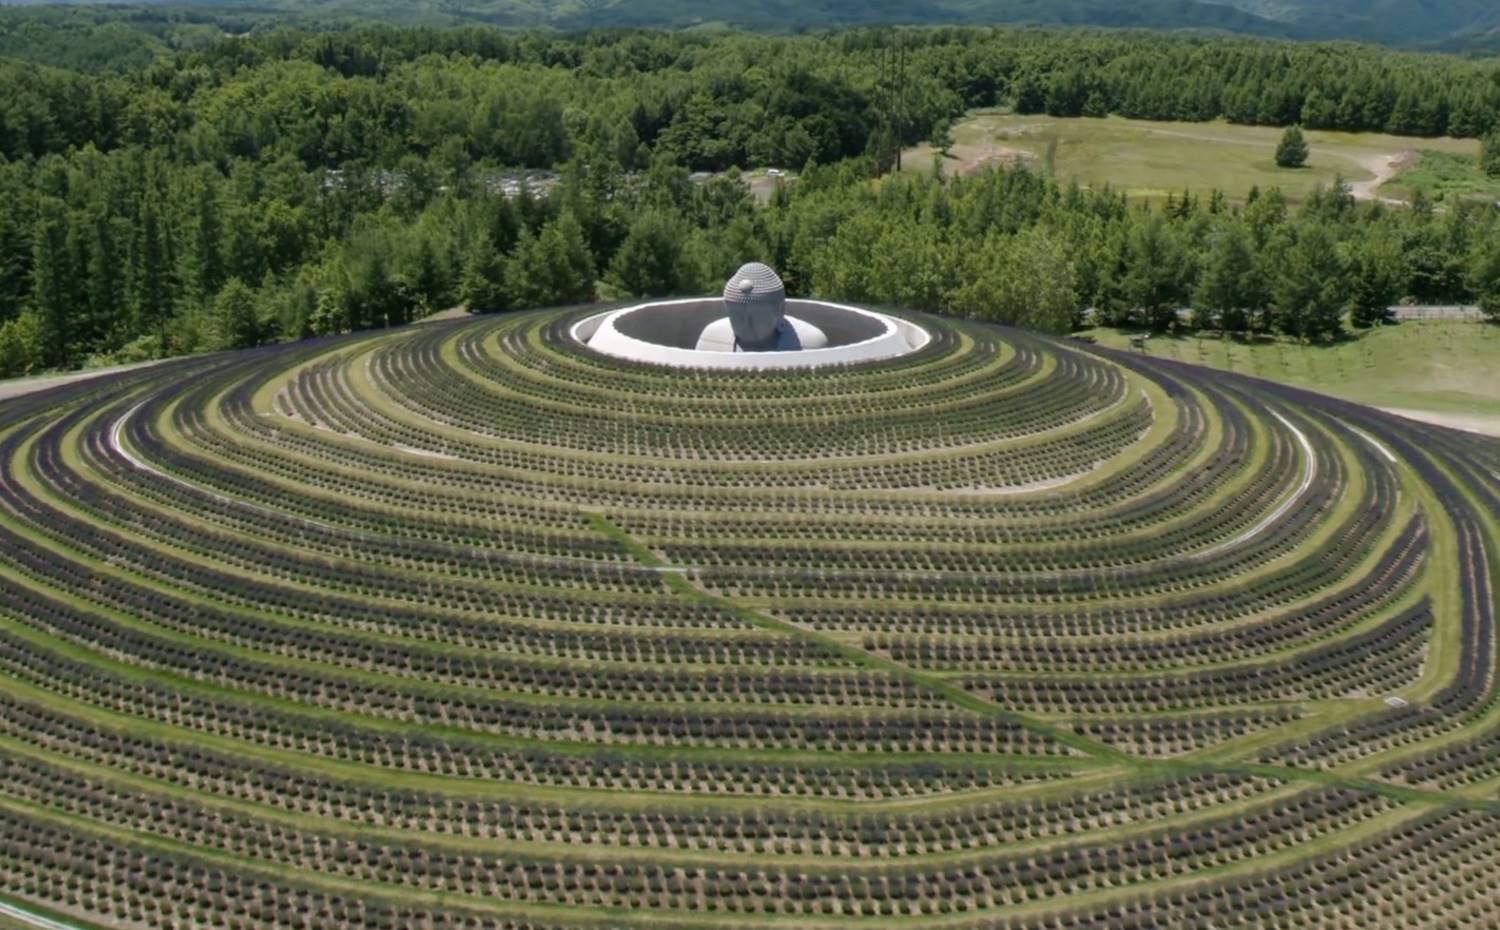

left=949, top=227, right=1079, bottom=333
left=208, top=277, right=260, bottom=350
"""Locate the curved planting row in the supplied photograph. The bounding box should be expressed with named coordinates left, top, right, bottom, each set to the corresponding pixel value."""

left=0, top=307, right=1495, bottom=928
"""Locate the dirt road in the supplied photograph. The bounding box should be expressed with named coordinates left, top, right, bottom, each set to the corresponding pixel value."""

left=1346, top=152, right=1414, bottom=205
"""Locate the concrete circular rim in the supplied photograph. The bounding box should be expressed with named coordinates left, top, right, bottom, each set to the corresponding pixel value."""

left=570, top=298, right=932, bottom=370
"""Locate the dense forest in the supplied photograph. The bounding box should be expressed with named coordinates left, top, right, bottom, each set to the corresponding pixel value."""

left=1, top=25, right=1499, bottom=376
left=5, top=0, right=1500, bottom=50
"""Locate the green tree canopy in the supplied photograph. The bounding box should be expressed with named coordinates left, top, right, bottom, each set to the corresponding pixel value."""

left=1114, top=212, right=1190, bottom=331
left=1193, top=221, right=1266, bottom=332
left=949, top=228, right=1079, bottom=334
left=1270, top=222, right=1348, bottom=340
left=507, top=211, right=595, bottom=309
left=458, top=237, right=510, bottom=312
left=0, top=24, right=1497, bottom=374
left=1470, top=235, right=1500, bottom=322
left=1481, top=130, right=1500, bottom=179
left=207, top=277, right=261, bottom=350
left=0, top=311, right=44, bottom=378
left=28, top=195, right=74, bottom=368
left=607, top=210, right=687, bottom=298
left=1347, top=233, right=1407, bottom=328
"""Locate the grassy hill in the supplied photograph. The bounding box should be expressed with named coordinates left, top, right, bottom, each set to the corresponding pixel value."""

left=4, top=305, right=1500, bottom=927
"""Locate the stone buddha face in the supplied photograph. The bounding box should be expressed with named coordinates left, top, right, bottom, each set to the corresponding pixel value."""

left=724, top=263, right=786, bottom=350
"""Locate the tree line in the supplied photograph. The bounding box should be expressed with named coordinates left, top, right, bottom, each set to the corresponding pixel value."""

left=6, top=27, right=1500, bottom=167
left=1, top=25, right=1498, bottom=375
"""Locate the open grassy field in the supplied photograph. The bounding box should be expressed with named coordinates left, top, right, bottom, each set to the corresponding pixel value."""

left=1080, top=320, right=1500, bottom=430
left=1, top=306, right=1499, bottom=927
left=904, top=111, right=1483, bottom=202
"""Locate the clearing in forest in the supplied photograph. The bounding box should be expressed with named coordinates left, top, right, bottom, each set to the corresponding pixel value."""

left=904, top=111, right=1483, bottom=202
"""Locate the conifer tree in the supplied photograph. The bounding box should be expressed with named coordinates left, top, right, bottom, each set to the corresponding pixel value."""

left=505, top=229, right=548, bottom=310
left=1348, top=235, right=1406, bottom=328
left=403, top=234, right=445, bottom=314
left=1275, top=125, right=1309, bottom=168
left=607, top=211, right=685, bottom=298
left=507, top=212, right=595, bottom=309
left=1471, top=236, right=1500, bottom=322
left=1117, top=213, right=1189, bottom=330
left=28, top=196, right=73, bottom=368
left=1193, top=222, right=1263, bottom=332
left=457, top=237, right=509, bottom=312
left=128, top=197, right=173, bottom=349
left=84, top=213, right=128, bottom=352
left=180, top=172, right=225, bottom=304
left=546, top=211, right=597, bottom=305
left=1271, top=224, right=1348, bottom=340
left=1481, top=130, right=1500, bottom=179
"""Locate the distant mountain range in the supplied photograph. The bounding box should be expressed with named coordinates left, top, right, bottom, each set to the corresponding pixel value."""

left=21, top=0, right=1500, bottom=48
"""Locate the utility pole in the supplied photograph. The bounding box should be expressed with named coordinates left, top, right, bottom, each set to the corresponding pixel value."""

left=872, top=32, right=911, bottom=176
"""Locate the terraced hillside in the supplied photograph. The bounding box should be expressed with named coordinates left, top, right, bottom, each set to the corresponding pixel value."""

left=1, top=307, right=1498, bottom=929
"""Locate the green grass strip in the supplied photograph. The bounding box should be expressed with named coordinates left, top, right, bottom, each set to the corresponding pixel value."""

left=587, top=513, right=1500, bottom=815
left=593, top=511, right=1153, bottom=763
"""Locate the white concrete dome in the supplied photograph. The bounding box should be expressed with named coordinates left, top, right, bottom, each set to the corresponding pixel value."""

left=572, top=297, right=930, bottom=371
